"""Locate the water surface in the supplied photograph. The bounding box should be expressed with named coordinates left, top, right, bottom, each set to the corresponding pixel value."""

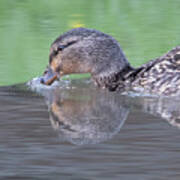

left=1, top=80, right=180, bottom=179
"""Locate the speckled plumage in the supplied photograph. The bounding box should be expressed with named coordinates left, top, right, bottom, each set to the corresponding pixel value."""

left=114, top=46, right=180, bottom=95
left=133, top=46, right=180, bottom=95
left=45, top=28, right=180, bottom=96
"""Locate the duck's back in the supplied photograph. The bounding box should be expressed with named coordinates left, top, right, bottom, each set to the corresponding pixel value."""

left=132, top=46, right=180, bottom=96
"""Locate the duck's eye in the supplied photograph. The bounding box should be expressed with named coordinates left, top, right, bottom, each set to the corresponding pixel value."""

left=52, top=45, right=64, bottom=56
left=57, top=45, right=65, bottom=51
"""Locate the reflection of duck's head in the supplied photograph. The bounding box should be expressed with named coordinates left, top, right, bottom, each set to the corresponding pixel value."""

left=46, top=87, right=129, bottom=145
left=42, top=27, right=180, bottom=95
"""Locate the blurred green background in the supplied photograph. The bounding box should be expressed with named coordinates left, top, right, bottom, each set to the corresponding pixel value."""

left=0, top=0, right=180, bottom=85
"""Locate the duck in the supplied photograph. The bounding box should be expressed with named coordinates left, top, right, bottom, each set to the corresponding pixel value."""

left=41, top=27, right=180, bottom=96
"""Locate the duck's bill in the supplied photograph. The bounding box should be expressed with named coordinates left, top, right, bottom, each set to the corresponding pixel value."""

left=40, top=67, right=59, bottom=85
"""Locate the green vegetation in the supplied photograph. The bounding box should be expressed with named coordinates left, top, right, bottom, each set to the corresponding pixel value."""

left=0, top=0, right=180, bottom=85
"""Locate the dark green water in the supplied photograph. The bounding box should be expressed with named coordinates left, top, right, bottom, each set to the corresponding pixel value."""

left=0, top=0, right=180, bottom=85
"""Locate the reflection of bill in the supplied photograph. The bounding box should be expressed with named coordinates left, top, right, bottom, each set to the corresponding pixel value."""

left=45, top=85, right=129, bottom=145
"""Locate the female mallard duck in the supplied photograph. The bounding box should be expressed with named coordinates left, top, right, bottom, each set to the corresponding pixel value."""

left=41, top=28, right=180, bottom=96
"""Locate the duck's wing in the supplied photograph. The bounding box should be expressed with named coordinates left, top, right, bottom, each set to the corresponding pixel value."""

left=132, top=46, right=180, bottom=96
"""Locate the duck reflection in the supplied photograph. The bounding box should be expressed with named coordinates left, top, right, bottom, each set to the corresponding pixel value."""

left=29, top=78, right=180, bottom=144
left=135, top=96, right=180, bottom=128
left=43, top=85, right=129, bottom=145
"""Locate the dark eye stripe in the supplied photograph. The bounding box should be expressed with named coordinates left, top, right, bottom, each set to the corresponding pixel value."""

left=49, top=40, right=77, bottom=64
left=57, top=40, right=77, bottom=51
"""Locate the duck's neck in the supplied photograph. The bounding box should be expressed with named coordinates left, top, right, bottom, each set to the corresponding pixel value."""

left=92, top=65, right=139, bottom=91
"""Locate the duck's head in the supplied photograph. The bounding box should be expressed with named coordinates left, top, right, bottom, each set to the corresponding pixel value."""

left=41, top=28, right=132, bottom=87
